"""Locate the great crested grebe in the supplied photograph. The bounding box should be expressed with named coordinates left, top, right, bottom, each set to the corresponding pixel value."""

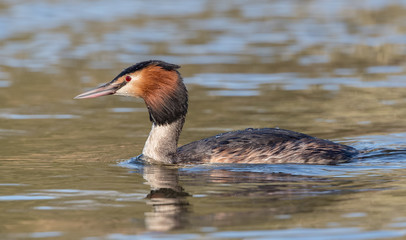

left=75, top=60, right=358, bottom=165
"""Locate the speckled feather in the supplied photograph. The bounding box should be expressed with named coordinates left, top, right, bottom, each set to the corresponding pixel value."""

left=177, top=128, right=358, bottom=165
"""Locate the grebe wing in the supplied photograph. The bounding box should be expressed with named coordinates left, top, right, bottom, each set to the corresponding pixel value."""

left=177, top=128, right=358, bottom=165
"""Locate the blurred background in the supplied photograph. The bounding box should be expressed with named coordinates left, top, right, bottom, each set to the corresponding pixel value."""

left=2, top=0, right=406, bottom=239
left=2, top=0, right=406, bottom=159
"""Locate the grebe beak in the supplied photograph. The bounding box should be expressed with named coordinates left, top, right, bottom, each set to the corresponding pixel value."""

left=74, top=80, right=126, bottom=99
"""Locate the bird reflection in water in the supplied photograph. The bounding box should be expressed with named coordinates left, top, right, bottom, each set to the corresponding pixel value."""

left=138, top=162, right=334, bottom=232
left=142, top=164, right=190, bottom=231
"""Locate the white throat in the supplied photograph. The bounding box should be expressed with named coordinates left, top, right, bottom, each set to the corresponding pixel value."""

left=142, top=117, right=184, bottom=164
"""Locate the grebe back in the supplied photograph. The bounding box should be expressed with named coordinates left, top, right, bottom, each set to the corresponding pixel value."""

left=75, top=60, right=358, bottom=165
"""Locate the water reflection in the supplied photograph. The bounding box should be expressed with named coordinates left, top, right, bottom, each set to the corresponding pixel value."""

left=142, top=164, right=190, bottom=231
left=138, top=162, right=345, bottom=232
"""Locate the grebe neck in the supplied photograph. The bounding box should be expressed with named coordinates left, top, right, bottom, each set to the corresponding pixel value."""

left=139, top=67, right=188, bottom=164
left=142, top=116, right=185, bottom=164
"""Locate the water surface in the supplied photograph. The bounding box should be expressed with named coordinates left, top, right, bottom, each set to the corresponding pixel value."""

left=2, top=0, right=406, bottom=239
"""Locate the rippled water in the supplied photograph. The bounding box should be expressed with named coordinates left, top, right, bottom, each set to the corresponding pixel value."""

left=2, top=0, right=406, bottom=239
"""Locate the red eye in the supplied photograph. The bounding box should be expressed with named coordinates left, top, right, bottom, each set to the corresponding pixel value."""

left=125, top=76, right=132, bottom=82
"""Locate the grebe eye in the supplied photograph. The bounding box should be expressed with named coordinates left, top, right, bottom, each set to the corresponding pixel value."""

left=125, top=76, right=132, bottom=82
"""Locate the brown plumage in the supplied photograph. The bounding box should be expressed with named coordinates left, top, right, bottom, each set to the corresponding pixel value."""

left=75, top=60, right=358, bottom=165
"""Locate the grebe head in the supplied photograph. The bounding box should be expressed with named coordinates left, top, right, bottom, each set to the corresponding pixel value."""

left=75, top=60, right=188, bottom=125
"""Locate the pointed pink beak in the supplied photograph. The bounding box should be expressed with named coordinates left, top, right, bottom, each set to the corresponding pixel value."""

left=74, top=81, right=125, bottom=99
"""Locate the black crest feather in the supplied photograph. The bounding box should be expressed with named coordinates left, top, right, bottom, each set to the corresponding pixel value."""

left=115, top=60, right=180, bottom=79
